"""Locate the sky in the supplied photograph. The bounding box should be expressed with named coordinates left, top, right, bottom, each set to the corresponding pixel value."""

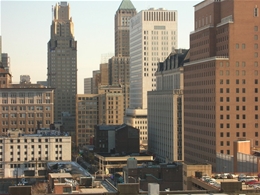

left=1, top=0, right=200, bottom=94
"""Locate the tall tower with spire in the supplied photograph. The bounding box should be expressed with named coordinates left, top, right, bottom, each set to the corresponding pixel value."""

left=47, top=2, right=77, bottom=121
left=109, top=0, right=136, bottom=114
left=115, top=0, right=136, bottom=57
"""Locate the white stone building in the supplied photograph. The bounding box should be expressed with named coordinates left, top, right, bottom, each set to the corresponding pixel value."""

left=0, top=129, right=71, bottom=178
left=125, top=8, right=178, bottom=145
left=147, top=50, right=188, bottom=162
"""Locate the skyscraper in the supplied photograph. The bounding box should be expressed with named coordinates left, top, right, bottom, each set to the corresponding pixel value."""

left=114, top=0, right=136, bottom=57
left=47, top=2, right=77, bottom=122
left=184, top=0, right=259, bottom=172
left=109, top=0, right=136, bottom=113
left=148, top=49, right=188, bottom=163
left=125, top=8, right=178, bottom=144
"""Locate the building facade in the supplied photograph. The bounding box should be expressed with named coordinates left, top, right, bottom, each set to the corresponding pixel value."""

left=0, top=66, right=54, bottom=135
left=47, top=1, right=77, bottom=122
left=84, top=77, right=92, bottom=94
left=94, top=124, right=139, bottom=154
left=184, top=0, right=260, bottom=171
left=76, top=87, right=124, bottom=147
left=148, top=50, right=188, bottom=163
left=0, top=129, right=71, bottom=178
left=114, top=0, right=136, bottom=57
left=125, top=8, right=178, bottom=145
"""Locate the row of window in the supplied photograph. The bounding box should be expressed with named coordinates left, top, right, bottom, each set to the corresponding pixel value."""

left=1, top=93, right=50, bottom=98
left=220, top=131, right=259, bottom=137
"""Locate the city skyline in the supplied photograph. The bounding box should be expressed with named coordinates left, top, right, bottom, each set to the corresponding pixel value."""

left=1, top=0, right=200, bottom=93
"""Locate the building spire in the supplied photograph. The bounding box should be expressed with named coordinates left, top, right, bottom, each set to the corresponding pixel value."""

left=117, top=0, right=135, bottom=10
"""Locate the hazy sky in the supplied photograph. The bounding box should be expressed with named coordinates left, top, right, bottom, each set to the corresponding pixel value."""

left=1, top=0, right=200, bottom=94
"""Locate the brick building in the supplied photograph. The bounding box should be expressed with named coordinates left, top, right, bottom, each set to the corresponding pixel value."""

left=184, top=0, right=260, bottom=171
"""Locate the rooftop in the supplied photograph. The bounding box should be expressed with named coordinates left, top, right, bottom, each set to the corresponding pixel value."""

left=118, top=0, right=135, bottom=10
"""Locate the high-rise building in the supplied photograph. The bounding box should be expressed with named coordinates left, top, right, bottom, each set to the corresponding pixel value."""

left=148, top=49, right=188, bottom=163
left=184, top=0, right=260, bottom=172
left=47, top=2, right=77, bottom=122
left=84, top=77, right=92, bottom=94
left=92, top=70, right=100, bottom=94
left=100, top=63, right=109, bottom=86
left=125, top=8, right=178, bottom=144
left=115, top=0, right=136, bottom=57
left=108, top=0, right=136, bottom=114
left=1, top=53, right=10, bottom=73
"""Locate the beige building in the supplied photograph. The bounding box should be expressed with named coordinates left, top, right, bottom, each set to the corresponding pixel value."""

left=0, top=67, right=54, bottom=135
left=148, top=50, right=188, bottom=163
left=47, top=2, right=77, bottom=121
left=76, top=87, right=124, bottom=147
left=100, top=63, right=109, bottom=86
left=109, top=56, right=130, bottom=113
left=114, top=0, right=136, bottom=57
left=184, top=0, right=260, bottom=172
left=0, top=129, right=71, bottom=178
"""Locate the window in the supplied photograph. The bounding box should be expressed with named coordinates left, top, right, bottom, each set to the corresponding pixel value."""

left=226, top=132, right=230, bottom=137
left=255, top=79, right=258, bottom=84
left=243, top=123, right=246, bottom=128
left=236, top=97, right=239, bottom=102
left=220, top=141, right=224, bottom=146
left=236, top=132, right=240, bottom=137
left=243, top=132, right=246, bottom=137
left=242, top=43, right=246, bottom=49
left=226, top=79, right=229, bottom=84
left=236, top=123, right=240, bottom=128
left=236, top=79, right=239, bottom=84
left=254, top=7, right=259, bottom=17
left=255, top=114, right=259, bottom=119
left=220, top=97, right=223, bottom=102
left=255, top=132, right=258, bottom=137
left=227, top=141, right=230, bottom=146
left=220, top=132, right=224, bottom=137
left=220, top=88, right=223, bottom=93
left=226, top=106, right=230, bottom=111
left=227, top=150, right=230, bottom=155
left=226, top=88, right=230, bottom=93
left=226, top=97, right=230, bottom=102
left=236, top=106, right=239, bottom=111
left=220, top=115, right=224, bottom=119
left=243, top=115, right=246, bottom=119
left=227, top=123, right=230, bottom=128
left=226, top=115, right=230, bottom=119
left=236, top=115, right=240, bottom=119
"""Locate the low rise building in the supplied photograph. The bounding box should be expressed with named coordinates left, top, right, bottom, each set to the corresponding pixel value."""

left=0, top=129, right=71, bottom=178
